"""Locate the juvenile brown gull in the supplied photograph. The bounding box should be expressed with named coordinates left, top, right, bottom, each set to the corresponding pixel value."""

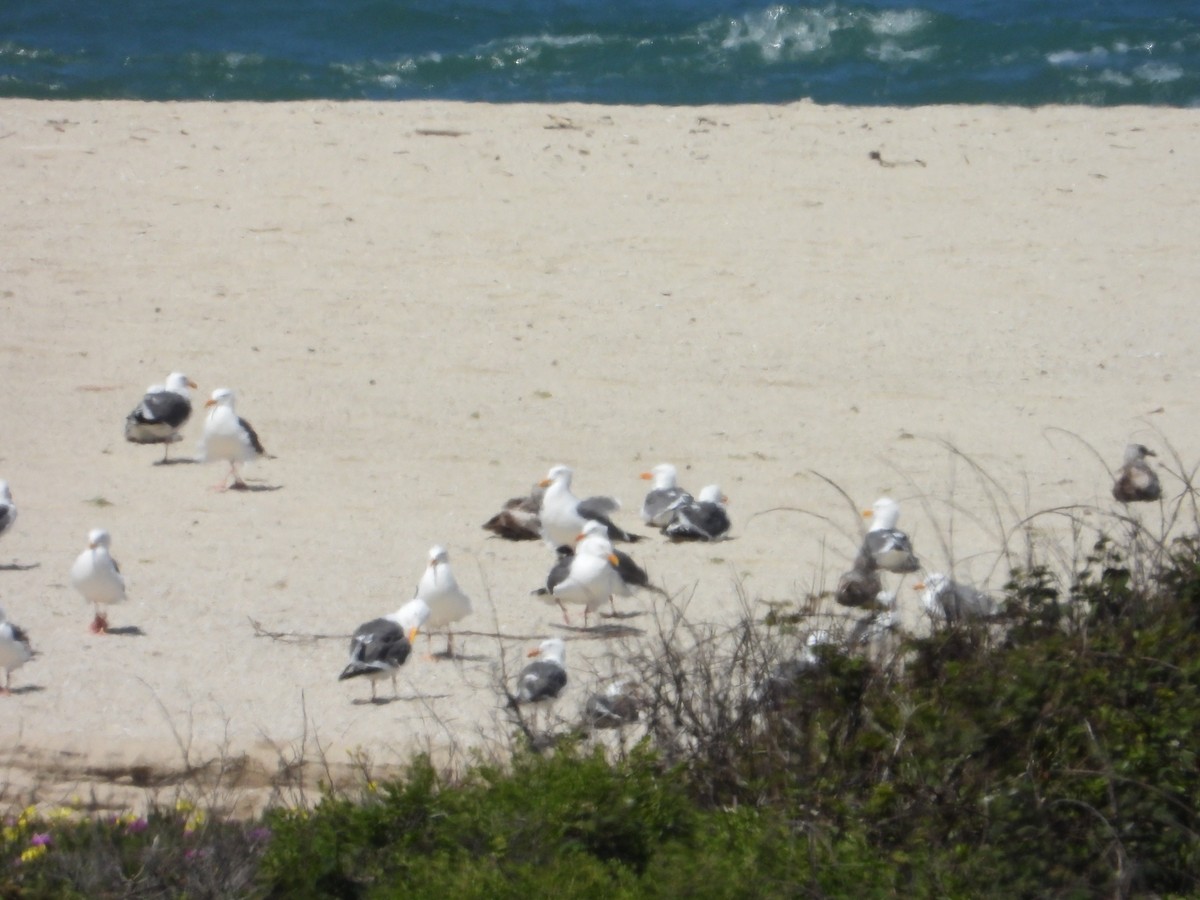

left=1112, top=443, right=1162, bottom=503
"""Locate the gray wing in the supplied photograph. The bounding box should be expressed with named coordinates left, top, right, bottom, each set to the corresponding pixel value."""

left=642, top=487, right=690, bottom=527
left=135, top=391, right=192, bottom=429
left=516, top=660, right=568, bottom=703
left=338, top=618, right=410, bottom=679
left=663, top=501, right=730, bottom=541
left=577, top=495, right=620, bottom=518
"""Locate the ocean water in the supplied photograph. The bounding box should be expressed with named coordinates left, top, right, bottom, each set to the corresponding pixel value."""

left=2, top=0, right=1198, bottom=106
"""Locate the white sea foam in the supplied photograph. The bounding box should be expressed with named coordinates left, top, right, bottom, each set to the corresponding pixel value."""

left=1047, top=46, right=1110, bottom=67
left=721, top=6, right=839, bottom=62
left=1134, top=61, right=1183, bottom=84
left=868, top=9, right=929, bottom=37
left=869, top=40, right=936, bottom=64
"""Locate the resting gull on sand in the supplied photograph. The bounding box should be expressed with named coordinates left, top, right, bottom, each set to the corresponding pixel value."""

left=339, top=597, right=430, bottom=703
left=414, top=545, right=473, bottom=658
left=640, top=463, right=691, bottom=528
left=124, top=372, right=197, bottom=463
left=538, top=465, right=642, bottom=548
left=914, top=573, right=1000, bottom=624
left=0, top=607, right=32, bottom=695
left=583, top=679, right=642, bottom=730
left=1112, top=443, right=1162, bottom=503
left=482, top=484, right=544, bottom=541
left=861, top=497, right=920, bottom=574
left=510, top=638, right=568, bottom=709
left=69, top=528, right=126, bottom=634
left=201, top=388, right=266, bottom=491
left=662, top=484, right=731, bottom=542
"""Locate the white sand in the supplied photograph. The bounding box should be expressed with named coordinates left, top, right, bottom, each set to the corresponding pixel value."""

left=0, top=99, right=1195, bottom=811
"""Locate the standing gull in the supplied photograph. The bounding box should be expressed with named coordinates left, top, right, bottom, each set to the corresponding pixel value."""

left=201, top=388, right=266, bottom=491
left=861, top=497, right=920, bottom=574
left=414, top=545, right=473, bottom=659
left=69, top=528, right=126, bottom=634
left=124, top=372, right=198, bottom=463
left=339, top=597, right=430, bottom=703
left=1112, top=443, right=1162, bottom=503
left=640, top=463, right=691, bottom=528
left=538, top=465, right=642, bottom=548
left=914, top=573, right=999, bottom=624
left=532, top=530, right=624, bottom=626
left=579, top=519, right=665, bottom=612
left=662, top=484, right=732, bottom=542
left=0, top=607, right=32, bottom=695
left=0, top=481, right=16, bottom=548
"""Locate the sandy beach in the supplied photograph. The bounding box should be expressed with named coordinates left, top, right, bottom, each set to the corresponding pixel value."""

left=0, top=99, right=1196, bottom=812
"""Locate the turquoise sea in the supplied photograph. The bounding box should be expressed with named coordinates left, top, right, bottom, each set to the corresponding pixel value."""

left=2, top=0, right=1198, bottom=105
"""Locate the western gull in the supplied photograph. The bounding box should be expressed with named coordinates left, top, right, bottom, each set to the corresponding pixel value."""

left=510, top=638, right=568, bottom=708
left=339, top=597, right=430, bottom=703
left=861, top=497, right=920, bottom=574
left=662, top=484, right=732, bottom=542
left=414, top=545, right=473, bottom=658
left=751, top=630, right=834, bottom=709
left=914, top=573, right=1000, bottom=624
left=849, top=591, right=899, bottom=652
left=124, top=372, right=197, bottom=463
left=69, top=528, right=126, bottom=634
left=583, top=679, right=642, bottom=729
left=640, top=463, right=691, bottom=527
left=482, top=484, right=544, bottom=541
left=201, top=388, right=266, bottom=491
left=579, top=519, right=666, bottom=610
left=0, top=481, right=16, bottom=546
left=532, top=531, right=624, bottom=626
left=1112, top=443, right=1162, bottom=503
left=538, top=465, right=642, bottom=548
left=834, top=551, right=885, bottom=609
left=0, top=607, right=32, bottom=695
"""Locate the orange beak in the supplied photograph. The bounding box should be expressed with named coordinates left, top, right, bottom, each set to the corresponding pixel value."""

left=607, top=554, right=620, bottom=567
left=187, top=379, right=198, bottom=389
left=640, top=472, right=653, bottom=480
left=861, top=508, right=873, bottom=518
left=526, top=647, right=541, bottom=658
left=539, top=477, right=553, bottom=488
left=204, top=398, right=217, bottom=407
left=408, top=627, right=420, bottom=643
left=911, top=582, right=926, bottom=591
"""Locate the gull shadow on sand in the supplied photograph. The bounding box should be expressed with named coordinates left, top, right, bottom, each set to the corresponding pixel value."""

left=222, top=483, right=284, bottom=494
left=600, top=610, right=644, bottom=621
left=153, top=457, right=199, bottom=467
left=428, top=650, right=491, bottom=663
left=353, top=692, right=451, bottom=706
left=552, top=623, right=645, bottom=639
left=0, top=562, right=40, bottom=572
left=103, top=625, right=146, bottom=637
left=7, top=685, right=45, bottom=696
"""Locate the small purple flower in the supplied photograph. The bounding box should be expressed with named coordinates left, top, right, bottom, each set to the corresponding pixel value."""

left=29, top=833, right=51, bottom=847
left=247, top=826, right=272, bottom=844
left=125, top=818, right=148, bottom=834
left=184, top=848, right=210, bottom=862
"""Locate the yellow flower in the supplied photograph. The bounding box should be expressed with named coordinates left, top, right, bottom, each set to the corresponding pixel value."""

left=20, top=844, right=47, bottom=864
left=184, top=809, right=207, bottom=834
left=3, top=826, right=20, bottom=842
left=48, top=807, right=74, bottom=822
left=175, top=799, right=194, bottom=814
